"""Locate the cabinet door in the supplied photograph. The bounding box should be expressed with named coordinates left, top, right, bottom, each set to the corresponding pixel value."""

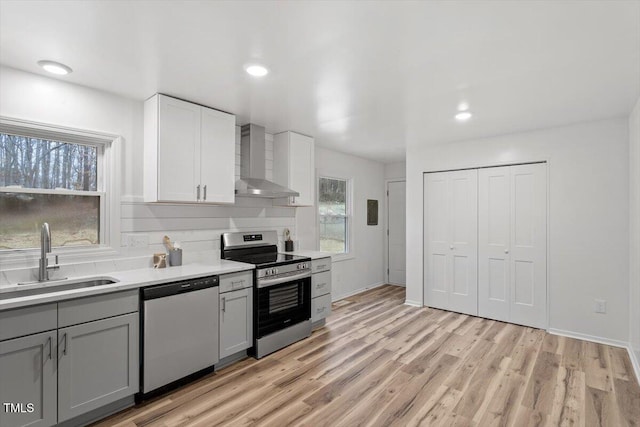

left=479, top=163, right=547, bottom=329
left=57, top=314, right=138, bottom=422
left=289, top=133, right=315, bottom=206
left=219, top=288, right=253, bottom=359
left=200, top=107, right=236, bottom=203
left=274, top=132, right=315, bottom=207
left=424, top=170, right=478, bottom=315
left=0, top=331, right=57, bottom=427
left=157, top=95, right=201, bottom=202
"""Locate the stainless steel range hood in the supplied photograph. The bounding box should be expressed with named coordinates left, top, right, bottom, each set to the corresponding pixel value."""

left=235, top=124, right=299, bottom=198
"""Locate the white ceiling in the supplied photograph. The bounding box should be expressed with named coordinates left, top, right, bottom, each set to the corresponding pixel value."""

left=1, top=1, right=639, bottom=163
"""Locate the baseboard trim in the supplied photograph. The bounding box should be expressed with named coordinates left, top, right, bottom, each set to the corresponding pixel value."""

left=332, top=282, right=386, bottom=301
left=547, top=328, right=628, bottom=348
left=404, top=299, right=422, bottom=307
left=628, top=344, right=640, bottom=386
left=541, top=329, right=640, bottom=385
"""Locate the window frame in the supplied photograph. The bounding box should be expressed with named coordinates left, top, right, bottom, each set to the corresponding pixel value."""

left=0, top=117, right=121, bottom=266
left=317, top=174, right=354, bottom=262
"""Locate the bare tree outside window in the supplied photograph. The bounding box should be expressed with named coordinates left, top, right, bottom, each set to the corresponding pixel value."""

left=0, top=133, right=101, bottom=250
left=318, top=177, right=349, bottom=253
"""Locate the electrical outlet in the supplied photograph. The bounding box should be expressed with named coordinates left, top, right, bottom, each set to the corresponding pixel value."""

left=594, top=299, right=607, bottom=314
left=124, top=234, right=149, bottom=248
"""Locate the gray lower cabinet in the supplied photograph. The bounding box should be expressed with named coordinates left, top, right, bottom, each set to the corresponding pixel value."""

left=219, top=287, right=253, bottom=359
left=310, top=257, right=332, bottom=328
left=0, top=330, right=57, bottom=427
left=57, top=313, right=138, bottom=423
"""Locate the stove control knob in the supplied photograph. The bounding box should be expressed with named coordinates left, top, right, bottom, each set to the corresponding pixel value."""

left=274, top=268, right=278, bottom=274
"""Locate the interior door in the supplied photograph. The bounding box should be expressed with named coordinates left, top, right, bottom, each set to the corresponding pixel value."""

left=424, top=170, right=478, bottom=315
left=479, top=163, right=547, bottom=328
left=424, top=172, right=450, bottom=310
left=509, top=163, right=547, bottom=328
left=387, top=180, right=406, bottom=286
left=478, top=166, right=511, bottom=322
left=448, top=170, right=478, bottom=315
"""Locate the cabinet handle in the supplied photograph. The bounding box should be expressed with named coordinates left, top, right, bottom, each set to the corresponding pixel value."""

left=62, top=333, right=67, bottom=355
left=197, top=185, right=201, bottom=201
left=505, top=248, right=509, bottom=254
left=203, top=185, right=207, bottom=201
left=222, top=297, right=226, bottom=312
left=317, top=265, right=326, bottom=270
left=231, top=280, right=245, bottom=287
left=47, top=336, right=52, bottom=360
left=317, top=307, right=325, bottom=313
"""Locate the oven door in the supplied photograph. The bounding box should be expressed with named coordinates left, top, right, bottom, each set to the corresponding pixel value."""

left=256, top=275, right=311, bottom=338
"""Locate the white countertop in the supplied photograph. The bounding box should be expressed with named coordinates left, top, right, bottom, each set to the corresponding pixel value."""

left=282, top=250, right=333, bottom=260
left=0, top=260, right=254, bottom=311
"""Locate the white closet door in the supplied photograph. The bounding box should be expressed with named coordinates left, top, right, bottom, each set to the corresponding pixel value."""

left=424, top=172, right=450, bottom=311
left=509, top=163, right=547, bottom=328
left=479, top=163, right=547, bottom=329
left=424, top=170, right=478, bottom=315
left=478, top=166, right=511, bottom=322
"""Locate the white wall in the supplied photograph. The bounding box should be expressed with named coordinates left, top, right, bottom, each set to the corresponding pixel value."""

left=406, top=118, right=630, bottom=343
left=297, top=147, right=386, bottom=300
left=630, top=97, right=640, bottom=371
left=0, top=66, right=295, bottom=279
left=385, top=161, right=406, bottom=180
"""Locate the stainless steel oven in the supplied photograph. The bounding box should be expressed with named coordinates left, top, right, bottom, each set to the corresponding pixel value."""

left=221, top=231, right=312, bottom=358
left=256, top=269, right=311, bottom=339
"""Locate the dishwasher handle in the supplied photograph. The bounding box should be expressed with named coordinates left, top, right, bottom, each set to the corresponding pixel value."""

left=142, top=276, right=219, bottom=300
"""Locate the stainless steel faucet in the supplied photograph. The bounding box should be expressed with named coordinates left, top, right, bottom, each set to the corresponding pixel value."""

left=39, top=222, right=60, bottom=281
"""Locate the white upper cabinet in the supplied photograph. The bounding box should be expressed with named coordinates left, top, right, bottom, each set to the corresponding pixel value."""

left=144, top=94, right=235, bottom=203
left=273, top=131, right=315, bottom=206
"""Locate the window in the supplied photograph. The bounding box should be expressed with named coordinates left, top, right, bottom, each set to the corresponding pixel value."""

left=318, top=176, right=350, bottom=254
left=0, top=131, right=104, bottom=250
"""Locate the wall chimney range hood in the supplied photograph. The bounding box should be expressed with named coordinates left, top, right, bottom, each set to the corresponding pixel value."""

left=235, top=124, right=299, bottom=198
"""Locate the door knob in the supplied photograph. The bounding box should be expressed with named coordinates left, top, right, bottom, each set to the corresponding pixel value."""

left=505, top=249, right=509, bottom=254
left=450, top=245, right=454, bottom=250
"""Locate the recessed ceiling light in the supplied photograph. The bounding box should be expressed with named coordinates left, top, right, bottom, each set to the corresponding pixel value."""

left=38, top=60, right=72, bottom=75
left=457, top=102, right=469, bottom=111
left=245, top=64, right=269, bottom=77
left=455, top=111, right=472, bottom=121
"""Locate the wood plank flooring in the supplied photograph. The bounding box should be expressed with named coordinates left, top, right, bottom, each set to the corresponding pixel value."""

left=93, top=285, right=640, bottom=427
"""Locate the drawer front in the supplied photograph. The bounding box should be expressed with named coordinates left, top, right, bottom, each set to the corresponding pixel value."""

left=58, top=290, right=138, bottom=328
left=311, top=294, right=332, bottom=323
left=311, top=271, right=331, bottom=298
left=220, top=271, right=253, bottom=293
left=0, top=303, right=57, bottom=341
left=311, top=257, right=331, bottom=274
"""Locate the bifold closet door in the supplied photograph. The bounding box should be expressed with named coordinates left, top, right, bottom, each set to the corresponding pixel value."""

left=424, top=169, right=478, bottom=316
left=478, top=163, right=547, bottom=329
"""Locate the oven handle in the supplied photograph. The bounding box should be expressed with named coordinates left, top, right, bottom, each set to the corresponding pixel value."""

left=257, top=271, right=311, bottom=288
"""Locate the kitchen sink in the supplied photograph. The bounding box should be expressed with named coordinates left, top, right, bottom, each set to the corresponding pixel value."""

left=0, top=277, right=119, bottom=300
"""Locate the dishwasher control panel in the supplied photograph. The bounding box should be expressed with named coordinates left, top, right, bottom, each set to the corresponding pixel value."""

left=141, top=276, right=219, bottom=301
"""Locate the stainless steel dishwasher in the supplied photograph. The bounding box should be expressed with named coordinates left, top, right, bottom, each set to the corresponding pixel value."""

left=140, top=276, right=219, bottom=397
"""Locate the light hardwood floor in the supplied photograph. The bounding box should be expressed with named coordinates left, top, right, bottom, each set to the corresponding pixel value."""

left=93, top=285, right=640, bottom=427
